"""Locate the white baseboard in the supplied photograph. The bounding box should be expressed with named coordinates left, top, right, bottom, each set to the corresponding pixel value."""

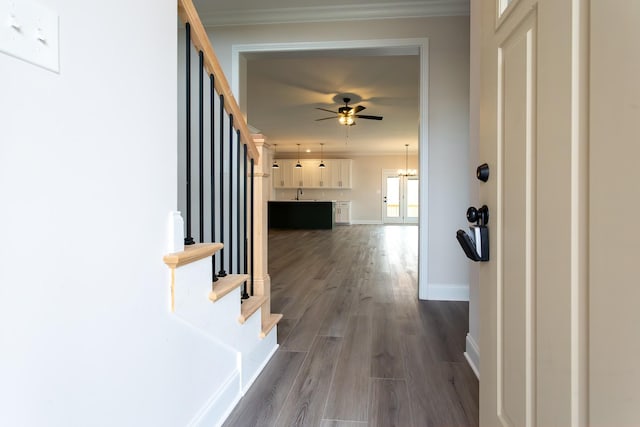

left=420, top=283, right=469, bottom=301
left=464, top=333, right=480, bottom=379
left=188, top=370, right=241, bottom=427
left=350, top=219, right=383, bottom=225
left=242, top=337, right=279, bottom=394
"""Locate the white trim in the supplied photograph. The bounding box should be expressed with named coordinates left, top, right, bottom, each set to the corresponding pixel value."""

left=241, top=341, right=279, bottom=394
left=232, top=38, right=429, bottom=301
left=200, top=2, right=470, bottom=27
left=187, top=370, right=241, bottom=427
left=423, top=283, right=468, bottom=301
left=350, top=220, right=384, bottom=225
left=464, top=333, right=480, bottom=379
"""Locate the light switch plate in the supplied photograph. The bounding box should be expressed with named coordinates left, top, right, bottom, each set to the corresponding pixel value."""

left=0, top=0, right=59, bottom=72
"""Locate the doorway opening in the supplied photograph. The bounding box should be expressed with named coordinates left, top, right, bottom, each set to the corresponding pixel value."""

left=383, top=169, right=419, bottom=224
left=231, top=37, right=429, bottom=298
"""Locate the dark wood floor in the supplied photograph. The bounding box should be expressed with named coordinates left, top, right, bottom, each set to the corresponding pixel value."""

left=224, top=225, right=478, bottom=427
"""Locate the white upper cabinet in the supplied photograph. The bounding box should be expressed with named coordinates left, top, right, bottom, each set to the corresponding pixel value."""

left=329, top=159, right=352, bottom=189
left=272, top=159, right=352, bottom=189
left=272, top=159, right=295, bottom=188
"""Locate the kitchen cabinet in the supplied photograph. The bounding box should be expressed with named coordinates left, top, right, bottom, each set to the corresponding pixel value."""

left=272, top=160, right=294, bottom=188
left=329, top=159, right=352, bottom=189
left=271, top=159, right=351, bottom=189
left=335, top=201, right=351, bottom=224
left=268, top=201, right=335, bottom=229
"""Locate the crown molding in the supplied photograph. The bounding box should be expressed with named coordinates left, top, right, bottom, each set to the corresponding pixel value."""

left=199, top=1, right=470, bottom=27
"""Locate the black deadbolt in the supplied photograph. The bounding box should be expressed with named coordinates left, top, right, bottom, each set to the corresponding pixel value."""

left=476, top=163, right=490, bottom=182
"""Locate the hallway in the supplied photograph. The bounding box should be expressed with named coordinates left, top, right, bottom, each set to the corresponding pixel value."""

left=224, top=225, right=478, bottom=426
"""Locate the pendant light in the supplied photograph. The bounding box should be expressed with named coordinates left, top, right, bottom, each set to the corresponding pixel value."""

left=398, top=144, right=417, bottom=176
left=319, top=143, right=326, bottom=168
left=272, top=144, right=280, bottom=168
left=295, top=144, right=302, bottom=168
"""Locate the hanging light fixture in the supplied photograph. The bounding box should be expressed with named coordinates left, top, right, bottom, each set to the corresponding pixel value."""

left=295, top=144, right=302, bottom=168
left=398, top=144, right=417, bottom=176
left=272, top=144, right=280, bottom=168
left=319, top=143, right=326, bottom=168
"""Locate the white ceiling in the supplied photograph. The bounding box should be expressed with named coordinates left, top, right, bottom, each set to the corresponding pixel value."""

left=192, top=0, right=468, bottom=155
left=246, top=52, right=420, bottom=155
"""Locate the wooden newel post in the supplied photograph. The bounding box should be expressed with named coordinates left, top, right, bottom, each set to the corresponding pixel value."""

left=250, top=134, right=272, bottom=324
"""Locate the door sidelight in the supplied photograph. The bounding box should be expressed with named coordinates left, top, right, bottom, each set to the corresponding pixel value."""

left=456, top=205, right=490, bottom=262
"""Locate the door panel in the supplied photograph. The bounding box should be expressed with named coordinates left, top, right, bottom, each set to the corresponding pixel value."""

left=499, top=12, right=536, bottom=427
left=406, top=177, right=419, bottom=223
left=383, top=173, right=402, bottom=223
left=480, top=1, right=586, bottom=426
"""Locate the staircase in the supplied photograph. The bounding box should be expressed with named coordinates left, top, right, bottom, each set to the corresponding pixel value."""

left=161, top=1, right=282, bottom=425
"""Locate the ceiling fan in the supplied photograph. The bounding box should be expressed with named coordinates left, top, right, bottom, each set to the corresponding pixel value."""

left=315, top=97, right=383, bottom=126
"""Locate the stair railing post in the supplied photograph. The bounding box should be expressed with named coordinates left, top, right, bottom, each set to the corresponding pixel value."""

left=250, top=156, right=255, bottom=296
left=184, top=22, right=195, bottom=245
left=198, top=50, right=204, bottom=243
left=242, top=143, right=249, bottom=300
left=228, top=114, right=234, bottom=274
left=218, top=94, right=226, bottom=277
left=236, top=129, right=242, bottom=275
left=209, top=73, right=217, bottom=281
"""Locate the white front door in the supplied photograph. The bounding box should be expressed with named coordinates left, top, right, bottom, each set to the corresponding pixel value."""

left=382, top=170, right=419, bottom=224
left=479, top=0, right=589, bottom=425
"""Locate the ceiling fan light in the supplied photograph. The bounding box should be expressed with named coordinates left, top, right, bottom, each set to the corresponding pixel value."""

left=295, top=162, right=302, bottom=168
left=319, top=162, right=325, bottom=168
left=272, top=161, right=279, bottom=169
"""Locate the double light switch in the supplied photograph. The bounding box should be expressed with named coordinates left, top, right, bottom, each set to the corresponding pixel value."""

left=0, top=0, right=59, bottom=72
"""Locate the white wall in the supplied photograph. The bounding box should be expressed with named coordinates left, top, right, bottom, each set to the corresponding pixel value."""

left=0, top=1, right=236, bottom=425
left=205, top=16, right=470, bottom=300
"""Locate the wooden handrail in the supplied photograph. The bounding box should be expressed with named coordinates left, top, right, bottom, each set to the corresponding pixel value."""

left=178, top=0, right=260, bottom=161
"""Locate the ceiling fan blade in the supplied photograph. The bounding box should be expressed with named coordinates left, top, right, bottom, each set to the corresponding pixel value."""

left=354, top=105, right=366, bottom=113
left=316, top=107, right=338, bottom=114
left=355, top=115, right=383, bottom=120
left=315, top=116, right=339, bottom=121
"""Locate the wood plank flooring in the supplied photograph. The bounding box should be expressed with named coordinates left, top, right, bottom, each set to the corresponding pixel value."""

left=223, top=225, right=478, bottom=427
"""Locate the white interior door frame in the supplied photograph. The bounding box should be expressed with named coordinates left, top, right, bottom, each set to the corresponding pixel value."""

left=231, top=38, right=430, bottom=298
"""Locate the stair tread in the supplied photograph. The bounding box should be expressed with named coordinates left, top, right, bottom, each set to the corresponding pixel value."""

left=163, top=242, right=223, bottom=269
left=209, top=274, right=249, bottom=302
left=238, top=295, right=268, bottom=324
left=260, top=313, right=283, bottom=339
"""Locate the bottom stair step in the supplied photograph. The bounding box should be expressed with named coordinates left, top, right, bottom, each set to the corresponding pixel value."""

left=260, top=313, right=283, bottom=339
left=209, top=274, right=249, bottom=302
left=238, top=295, right=268, bottom=324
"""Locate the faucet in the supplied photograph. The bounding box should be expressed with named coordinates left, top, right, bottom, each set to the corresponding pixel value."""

left=296, top=188, right=303, bottom=200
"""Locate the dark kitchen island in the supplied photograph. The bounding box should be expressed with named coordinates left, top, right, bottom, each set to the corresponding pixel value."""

left=268, top=201, right=335, bottom=230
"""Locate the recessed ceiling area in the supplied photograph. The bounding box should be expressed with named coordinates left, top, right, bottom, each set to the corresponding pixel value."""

left=245, top=51, right=420, bottom=155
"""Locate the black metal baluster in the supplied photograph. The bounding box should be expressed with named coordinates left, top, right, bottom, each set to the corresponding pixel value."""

left=228, top=115, right=234, bottom=274
left=218, top=94, right=227, bottom=277
left=184, top=23, right=195, bottom=245
left=210, top=74, right=217, bottom=281
left=198, top=50, right=204, bottom=243
left=242, top=144, right=249, bottom=300
left=236, top=130, right=241, bottom=275
left=250, top=157, right=255, bottom=296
